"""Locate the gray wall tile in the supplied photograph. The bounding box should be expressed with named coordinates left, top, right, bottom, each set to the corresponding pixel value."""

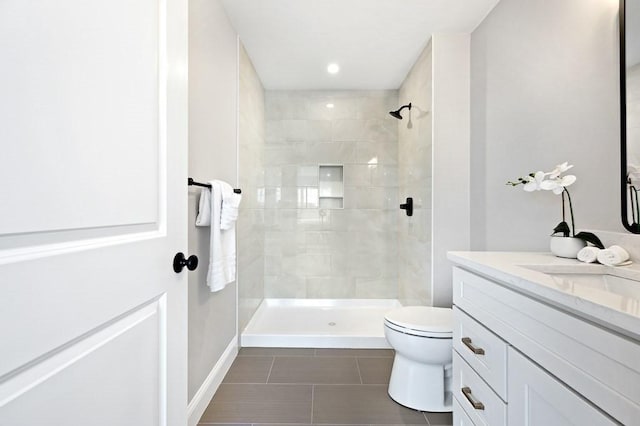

left=263, top=90, right=399, bottom=299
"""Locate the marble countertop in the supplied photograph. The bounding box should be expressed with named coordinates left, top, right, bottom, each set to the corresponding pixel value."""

left=447, top=251, right=640, bottom=340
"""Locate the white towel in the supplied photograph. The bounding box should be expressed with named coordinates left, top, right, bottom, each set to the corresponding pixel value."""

left=207, top=180, right=236, bottom=292
left=577, top=246, right=600, bottom=263
left=220, top=183, right=242, bottom=231
left=596, top=245, right=631, bottom=266
left=195, top=188, right=211, bottom=226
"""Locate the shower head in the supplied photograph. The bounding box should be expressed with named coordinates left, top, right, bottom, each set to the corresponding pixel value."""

left=389, top=103, right=412, bottom=120
left=389, top=110, right=403, bottom=119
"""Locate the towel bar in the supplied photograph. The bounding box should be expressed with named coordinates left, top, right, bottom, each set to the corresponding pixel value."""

left=188, top=178, right=241, bottom=194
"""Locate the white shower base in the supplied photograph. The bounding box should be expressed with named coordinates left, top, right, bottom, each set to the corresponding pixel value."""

left=241, top=298, right=402, bottom=348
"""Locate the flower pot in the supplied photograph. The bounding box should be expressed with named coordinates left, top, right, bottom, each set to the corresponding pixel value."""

left=549, top=236, right=586, bottom=259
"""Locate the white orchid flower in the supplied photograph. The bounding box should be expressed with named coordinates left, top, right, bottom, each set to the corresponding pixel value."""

left=548, top=162, right=574, bottom=179
left=507, top=162, right=585, bottom=240
left=540, top=174, right=576, bottom=194
left=523, top=171, right=546, bottom=191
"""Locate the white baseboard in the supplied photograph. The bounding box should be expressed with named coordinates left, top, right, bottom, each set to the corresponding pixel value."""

left=187, top=337, right=238, bottom=426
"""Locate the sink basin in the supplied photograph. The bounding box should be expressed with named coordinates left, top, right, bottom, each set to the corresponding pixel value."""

left=517, top=264, right=640, bottom=313
left=543, top=273, right=640, bottom=300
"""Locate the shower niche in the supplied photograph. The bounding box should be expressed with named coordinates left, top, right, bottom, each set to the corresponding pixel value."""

left=318, top=165, right=344, bottom=209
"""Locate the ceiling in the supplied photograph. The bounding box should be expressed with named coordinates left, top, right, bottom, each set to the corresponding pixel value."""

left=221, top=0, right=501, bottom=90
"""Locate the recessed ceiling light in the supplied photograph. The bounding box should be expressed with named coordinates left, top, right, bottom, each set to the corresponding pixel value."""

left=327, top=63, right=340, bottom=74
left=326, top=103, right=334, bottom=108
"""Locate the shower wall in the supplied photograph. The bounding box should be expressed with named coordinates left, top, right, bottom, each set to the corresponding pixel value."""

left=263, top=91, right=399, bottom=299
left=397, top=42, right=433, bottom=306
left=238, top=44, right=266, bottom=333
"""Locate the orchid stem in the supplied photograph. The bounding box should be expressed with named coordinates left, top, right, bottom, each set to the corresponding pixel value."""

left=630, top=185, right=636, bottom=224
left=564, top=188, right=575, bottom=237
left=561, top=191, right=566, bottom=222
left=632, top=185, right=639, bottom=224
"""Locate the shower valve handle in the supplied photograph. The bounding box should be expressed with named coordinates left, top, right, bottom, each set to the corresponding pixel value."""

left=400, top=197, right=413, bottom=217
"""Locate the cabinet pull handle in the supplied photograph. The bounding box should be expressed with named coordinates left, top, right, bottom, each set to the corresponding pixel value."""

left=462, top=337, right=485, bottom=355
left=461, top=386, right=485, bottom=410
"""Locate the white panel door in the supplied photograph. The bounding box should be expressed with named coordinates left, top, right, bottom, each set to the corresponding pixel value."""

left=0, top=0, right=188, bottom=425
left=507, top=348, right=615, bottom=426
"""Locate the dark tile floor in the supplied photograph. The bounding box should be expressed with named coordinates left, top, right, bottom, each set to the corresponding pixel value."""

left=198, top=348, right=453, bottom=426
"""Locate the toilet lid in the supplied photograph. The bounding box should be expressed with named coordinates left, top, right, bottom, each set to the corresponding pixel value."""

left=384, top=306, right=452, bottom=335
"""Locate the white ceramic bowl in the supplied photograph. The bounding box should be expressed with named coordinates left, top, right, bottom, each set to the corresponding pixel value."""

left=550, top=236, right=586, bottom=258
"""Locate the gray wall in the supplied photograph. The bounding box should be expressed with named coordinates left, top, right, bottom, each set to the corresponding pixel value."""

left=431, top=34, right=471, bottom=307
left=188, top=0, right=238, bottom=403
left=470, top=0, right=623, bottom=251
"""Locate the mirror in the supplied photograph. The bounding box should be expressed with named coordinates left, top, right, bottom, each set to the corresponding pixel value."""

left=622, top=0, right=640, bottom=233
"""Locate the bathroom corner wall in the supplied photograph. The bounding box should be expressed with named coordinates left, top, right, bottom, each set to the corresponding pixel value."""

left=238, top=44, right=265, bottom=332
left=263, top=91, right=399, bottom=299
left=187, top=0, right=238, bottom=403
left=398, top=41, right=433, bottom=306
left=431, top=34, right=471, bottom=307
left=470, top=0, right=623, bottom=251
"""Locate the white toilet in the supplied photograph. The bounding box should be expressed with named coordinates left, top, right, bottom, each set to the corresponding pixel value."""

left=384, top=306, right=453, bottom=412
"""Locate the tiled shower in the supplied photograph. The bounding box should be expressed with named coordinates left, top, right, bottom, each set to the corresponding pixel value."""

left=263, top=90, right=400, bottom=300
left=238, top=41, right=433, bottom=336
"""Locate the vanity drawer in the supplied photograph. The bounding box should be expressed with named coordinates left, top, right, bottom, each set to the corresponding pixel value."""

left=453, top=397, right=476, bottom=426
left=453, top=351, right=507, bottom=426
left=453, top=306, right=508, bottom=400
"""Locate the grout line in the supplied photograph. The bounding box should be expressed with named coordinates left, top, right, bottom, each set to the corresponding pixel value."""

left=310, top=384, right=315, bottom=424
left=423, top=411, right=431, bottom=426
left=222, top=382, right=383, bottom=386
left=355, top=357, right=363, bottom=384
left=265, top=356, right=276, bottom=383
left=309, top=383, right=386, bottom=386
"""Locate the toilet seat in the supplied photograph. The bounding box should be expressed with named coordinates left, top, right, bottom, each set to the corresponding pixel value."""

left=384, top=306, right=452, bottom=338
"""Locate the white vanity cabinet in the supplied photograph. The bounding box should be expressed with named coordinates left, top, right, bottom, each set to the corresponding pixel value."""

left=508, top=348, right=614, bottom=425
left=450, top=264, right=640, bottom=426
